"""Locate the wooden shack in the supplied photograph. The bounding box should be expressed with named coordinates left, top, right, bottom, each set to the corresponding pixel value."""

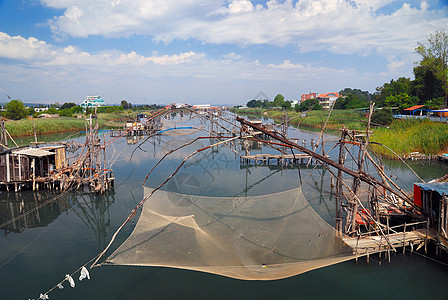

left=414, top=182, right=448, bottom=251
left=0, top=145, right=67, bottom=191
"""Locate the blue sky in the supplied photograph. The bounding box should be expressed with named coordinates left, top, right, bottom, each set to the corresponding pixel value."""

left=0, top=0, right=447, bottom=106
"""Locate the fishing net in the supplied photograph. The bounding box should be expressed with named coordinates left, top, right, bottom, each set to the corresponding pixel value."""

left=161, top=126, right=203, bottom=137
left=107, top=187, right=356, bottom=280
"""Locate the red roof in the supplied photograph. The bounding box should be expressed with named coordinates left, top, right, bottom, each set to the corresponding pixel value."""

left=404, top=105, right=425, bottom=111
left=318, top=92, right=339, bottom=98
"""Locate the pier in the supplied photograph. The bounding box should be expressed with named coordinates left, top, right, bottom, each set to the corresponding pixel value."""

left=343, top=228, right=434, bottom=256
left=240, top=153, right=318, bottom=167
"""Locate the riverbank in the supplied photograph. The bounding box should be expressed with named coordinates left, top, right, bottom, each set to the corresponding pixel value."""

left=3, top=113, right=127, bottom=137
left=233, top=108, right=448, bottom=158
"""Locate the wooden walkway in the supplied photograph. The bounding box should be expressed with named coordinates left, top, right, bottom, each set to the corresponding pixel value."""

left=240, top=153, right=317, bottom=166
left=343, top=229, right=433, bottom=255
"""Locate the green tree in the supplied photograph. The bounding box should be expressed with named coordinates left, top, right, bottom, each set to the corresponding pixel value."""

left=59, top=108, right=73, bottom=117
left=273, top=94, right=285, bottom=107
left=247, top=99, right=263, bottom=108
left=339, top=88, right=372, bottom=102
left=60, top=102, right=77, bottom=110
left=312, top=102, right=323, bottom=111
left=28, top=107, right=36, bottom=118
left=384, top=93, right=418, bottom=111
left=121, top=100, right=132, bottom=110
left=334, top=94, right=368, bottom=109
left=374, top=77, right=412, bottom=106
left=297, top=98, right=320, bottom=112
left=71, top=106, right=84, bottom=113
left=281, top=100, right=292, bottom=110
left=412, top=64, right=445, bottom=103
left=415, top=29, right=448, bottom=105
left=4, top=99, right=27, bottom=120
left=47, top=107, right=58, bottom=114
left=424, top=97, right=445, bottom=110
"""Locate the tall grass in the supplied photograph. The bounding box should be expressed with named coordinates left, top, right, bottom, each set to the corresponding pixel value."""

left=4, top=113, right=125, bottom=137
left=370, top=119, right=448, bottom=156
left=231, top=108, right=265, bottom=115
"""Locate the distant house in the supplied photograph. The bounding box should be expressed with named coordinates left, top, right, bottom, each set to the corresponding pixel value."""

left=290, top=100, right=299, bottom=106
left=300, top=92, right=317, bottom=102
left=80, top=96, right=106, bottom=110
left=317, top=92, right=340, bottom=110
left=192, top=104, right=211, bottom=109
left=35, top=107, right=49, bottom=113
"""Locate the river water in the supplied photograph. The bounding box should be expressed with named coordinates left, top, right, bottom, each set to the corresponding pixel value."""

left=1, top=114, right=447, bottom=299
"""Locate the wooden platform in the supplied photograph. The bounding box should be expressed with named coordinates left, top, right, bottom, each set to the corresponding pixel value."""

left=343, top=229, right=434, bottom=255
left=240, top=153, right=316, bottom=166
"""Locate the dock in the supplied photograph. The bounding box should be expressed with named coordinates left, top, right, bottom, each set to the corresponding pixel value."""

left=343, top=229, right=433, bottom=255
left=240, top=153, right=318, bottom=167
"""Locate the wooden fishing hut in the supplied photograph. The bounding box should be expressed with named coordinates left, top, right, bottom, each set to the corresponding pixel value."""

left=110, top=117, right=162, bottom=138
left=414, top=182, right=448, bottom=252
left=0, top=145, right=67, bottom=191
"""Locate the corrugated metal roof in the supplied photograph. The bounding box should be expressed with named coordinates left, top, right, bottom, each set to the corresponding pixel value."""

left=13, top=148, right=54, bottom=157
left=415, top=182, right=448, bottom=196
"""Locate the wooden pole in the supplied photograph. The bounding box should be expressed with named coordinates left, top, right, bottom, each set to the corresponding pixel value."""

left=236, top=116, right=422, bottom=213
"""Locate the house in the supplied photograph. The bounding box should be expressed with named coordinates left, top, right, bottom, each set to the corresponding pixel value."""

left=317, top=92, right=340, bottom=110
left=80, top=96, right=106, bottom=110
left=300, top=93, right=317, bottom=102
left=192, top=104, right=211, bottom=109
left=290, top=100, right=299, bottom=107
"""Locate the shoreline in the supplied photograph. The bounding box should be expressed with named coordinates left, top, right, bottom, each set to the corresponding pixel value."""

left=233, top=108, right=448, bottom=159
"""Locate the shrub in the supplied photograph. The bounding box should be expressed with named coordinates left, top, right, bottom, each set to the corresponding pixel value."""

left=371, top=108, right=393, bottom=126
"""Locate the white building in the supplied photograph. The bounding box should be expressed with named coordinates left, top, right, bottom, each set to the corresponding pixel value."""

left=80, top=95, right=106, bottom=110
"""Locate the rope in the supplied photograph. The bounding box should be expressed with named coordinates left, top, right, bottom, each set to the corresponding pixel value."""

left=36, top=252, right=102, bottom=299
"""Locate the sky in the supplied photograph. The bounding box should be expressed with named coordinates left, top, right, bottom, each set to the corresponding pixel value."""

left=0, top=0, right=447, bottom=106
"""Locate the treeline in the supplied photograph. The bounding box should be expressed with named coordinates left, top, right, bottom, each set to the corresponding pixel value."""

left=0, top=99, right=165, bottom=120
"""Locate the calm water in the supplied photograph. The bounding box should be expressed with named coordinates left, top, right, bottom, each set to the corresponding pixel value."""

left=1, top=115, right=448, bottom=299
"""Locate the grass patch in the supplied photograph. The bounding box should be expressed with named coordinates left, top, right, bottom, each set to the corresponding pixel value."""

left=4, top=113, right=125, bottom=137
left=370, top=119, right=448, bottom=157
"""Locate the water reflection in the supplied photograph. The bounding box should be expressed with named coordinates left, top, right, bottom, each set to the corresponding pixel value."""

left=68, top=191, right=116, bottom=251
left=0, top=190, right=116, bottom=252
left=0, top=191, right=69, bottom=235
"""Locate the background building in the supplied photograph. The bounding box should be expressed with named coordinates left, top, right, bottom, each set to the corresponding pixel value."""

left=80, top=96, right=106, bottom=110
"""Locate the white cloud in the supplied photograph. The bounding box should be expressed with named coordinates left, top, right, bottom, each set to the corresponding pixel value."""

left=268, top=60, right=304, bottom=69
left=0, top=33, right=51, bottom=60
left=0, top=32, right=198, bottom=68
left=222, top=52, right=243, bottom=60
left=0, top=31, right=368, bottom=104
left=228, top=0, right=254, bottom=14
left=40, top=0, right=447, bottom=59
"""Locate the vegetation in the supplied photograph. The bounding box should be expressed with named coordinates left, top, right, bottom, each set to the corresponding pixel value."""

left=3, top=113, right=126, bottom=137
left=4, top=100, right=27, bottom=120
left=371, top=108, right=393, bottom=126
left=371, top=120, right=448, bottom=157
left=295, top=98, right=322, bottom=112
left=415, top=29, right=448, bottom=106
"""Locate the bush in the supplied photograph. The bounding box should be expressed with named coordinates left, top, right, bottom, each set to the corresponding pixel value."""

left=371, top=108, right=393, bottom=126
left=59, top=108, right=73, bottom=117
